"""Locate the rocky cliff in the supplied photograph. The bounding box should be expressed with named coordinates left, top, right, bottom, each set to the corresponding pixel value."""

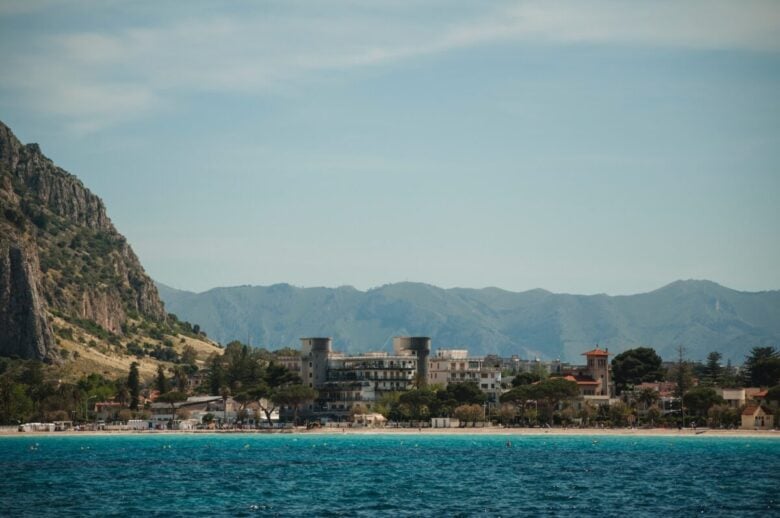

left=0, top=120, right=166, bottom=360
left=0, top=241, right=54, bottom=359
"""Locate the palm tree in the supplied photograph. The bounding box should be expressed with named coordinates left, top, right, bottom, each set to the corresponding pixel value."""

left=157, top=391, right=187, bottom=429
left=637, top=387, right=659, bottom=411
left=220, top=386, right=231, bottom=427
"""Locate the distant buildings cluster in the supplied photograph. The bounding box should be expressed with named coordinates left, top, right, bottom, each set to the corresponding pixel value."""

left=17, top=335, right=775, bottom=433
left=272, top=336, right=617, bottom=422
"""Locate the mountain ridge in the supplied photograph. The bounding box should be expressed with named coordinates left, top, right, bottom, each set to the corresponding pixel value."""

left=157, top=279, right=780, bottom=363
left=159, top=278, right=767, bottom=298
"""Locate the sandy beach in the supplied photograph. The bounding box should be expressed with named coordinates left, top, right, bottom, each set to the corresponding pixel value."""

left=2, top=427, right=778, bottom=438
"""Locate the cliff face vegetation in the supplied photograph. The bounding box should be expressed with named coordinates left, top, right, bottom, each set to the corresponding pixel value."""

left=0, top=120, right=179, bottom=364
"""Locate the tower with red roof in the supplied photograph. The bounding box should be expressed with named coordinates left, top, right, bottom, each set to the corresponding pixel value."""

left=582, top=346, right=611, bottom=396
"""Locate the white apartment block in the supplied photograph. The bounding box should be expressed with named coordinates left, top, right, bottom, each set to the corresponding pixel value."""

left=428, top=349, right=503, bottom=403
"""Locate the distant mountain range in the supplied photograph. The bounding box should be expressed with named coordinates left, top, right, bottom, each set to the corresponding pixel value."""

left=157, top=280, right=780, bottom=363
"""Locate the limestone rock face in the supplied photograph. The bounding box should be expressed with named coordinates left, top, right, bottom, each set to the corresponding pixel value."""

left=0, top=242, right=54, bottom=360
left=12, top=142, right=111, bottom=231
left=0, top=120, right=167, bottom=359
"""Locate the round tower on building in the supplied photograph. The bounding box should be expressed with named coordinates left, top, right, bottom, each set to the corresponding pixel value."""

left=582, top=346, right=610, bottom=396
left=393, top=336, right=431, bottom=385
left=300, top=337, right=332, bottom=389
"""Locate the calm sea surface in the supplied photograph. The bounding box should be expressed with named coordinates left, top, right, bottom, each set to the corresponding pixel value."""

left=1, top=434, right=778, bottom=517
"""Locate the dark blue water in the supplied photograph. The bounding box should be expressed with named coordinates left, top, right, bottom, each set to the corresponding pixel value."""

left=1, top=434, right=778, bottom=517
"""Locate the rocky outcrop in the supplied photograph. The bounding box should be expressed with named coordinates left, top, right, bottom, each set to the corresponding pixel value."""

left=0, top=122, right=22, bottom=173
left=7, top=139, right=111, bottom=231
left=0, top=241, right=54, bottom=360
left=0, top=120, right=167, bottom=359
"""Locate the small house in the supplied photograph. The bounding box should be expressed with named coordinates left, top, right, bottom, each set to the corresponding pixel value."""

left=353, top=413, right=387, bottom=427
left=431, top=417, right=460, bottom=428
left=741, top=405, right=774, bottom=430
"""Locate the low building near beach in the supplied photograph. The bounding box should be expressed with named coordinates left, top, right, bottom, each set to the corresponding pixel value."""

left=431, top=417, right=460, bottom=428
left=127, top=419, right=151, bottom=430
left=150, top=395, right=233, bottom=425
left=18, top=423, right=55, bottom=432
left=95, top=401, right=122, bottom=421
left=718, top=388, right=747, bottom=408
left=428, top=349, right=502, bottom=404
left=352, top=413, right=387, bottom=427
left=741, top=405, right=774, bottom=430
left=635, top=381, right=678, bottom=414
left=719, top=388, right=770, bottom=409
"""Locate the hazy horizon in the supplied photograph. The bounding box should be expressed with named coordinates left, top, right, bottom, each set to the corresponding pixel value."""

left=155, top=277, right=776, bottom=298
left=2, top=1, right=778, bottom=295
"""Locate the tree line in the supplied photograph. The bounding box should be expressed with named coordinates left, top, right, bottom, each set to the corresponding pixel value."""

left=0, top=340, right=311, bottom=426
left=607, top=345, right=780, bottom=428
left=2, top=341, right=778, bottom=428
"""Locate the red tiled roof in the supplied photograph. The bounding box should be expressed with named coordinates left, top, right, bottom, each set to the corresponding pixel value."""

left=582, top=347, right=609, bottom=357
left=753, top=390, right=768, bottom=398
left=742, top=405, right=773, bottom=416
left=562, top=374, right=600, bottom=386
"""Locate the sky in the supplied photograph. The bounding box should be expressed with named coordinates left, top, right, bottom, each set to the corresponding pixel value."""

left=0, top=0, right=778, bottom=295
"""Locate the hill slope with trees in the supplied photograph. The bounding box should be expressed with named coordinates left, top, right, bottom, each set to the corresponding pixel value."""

left=0, top=120, right=221, bottom=381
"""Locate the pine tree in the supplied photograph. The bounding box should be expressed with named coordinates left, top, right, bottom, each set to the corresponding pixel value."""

left=704, top=351, right=723, bottom=386
left=673, top=346, right=693, bottom=398
left=721, top=359, right=738, bottom=387
left=155, top=364, right=169, bottom=394
left=742, top=346, right=780, bottom=387
left=673, top=346, right=694, bottom=427
left=128, top=362, right=140, bottom=410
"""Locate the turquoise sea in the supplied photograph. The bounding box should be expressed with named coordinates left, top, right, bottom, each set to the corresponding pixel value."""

left=1, top=434, right=778, bottom=516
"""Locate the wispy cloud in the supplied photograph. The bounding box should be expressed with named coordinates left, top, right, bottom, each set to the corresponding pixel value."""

left=1, top=0, right=778, bottom=133
left=509, top=0, right=780, bottom=51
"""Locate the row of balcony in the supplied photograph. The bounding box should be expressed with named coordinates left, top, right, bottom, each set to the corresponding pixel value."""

left=327, top=374, right=414, bottom=382
left=330, top=362, right=415, bottom=370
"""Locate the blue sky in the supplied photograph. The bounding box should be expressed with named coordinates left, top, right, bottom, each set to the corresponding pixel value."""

left=1, top=0, right=778, bottom=294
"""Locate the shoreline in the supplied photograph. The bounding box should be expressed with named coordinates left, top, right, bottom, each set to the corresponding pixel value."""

left=2, top=427, right=778, bottom=439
